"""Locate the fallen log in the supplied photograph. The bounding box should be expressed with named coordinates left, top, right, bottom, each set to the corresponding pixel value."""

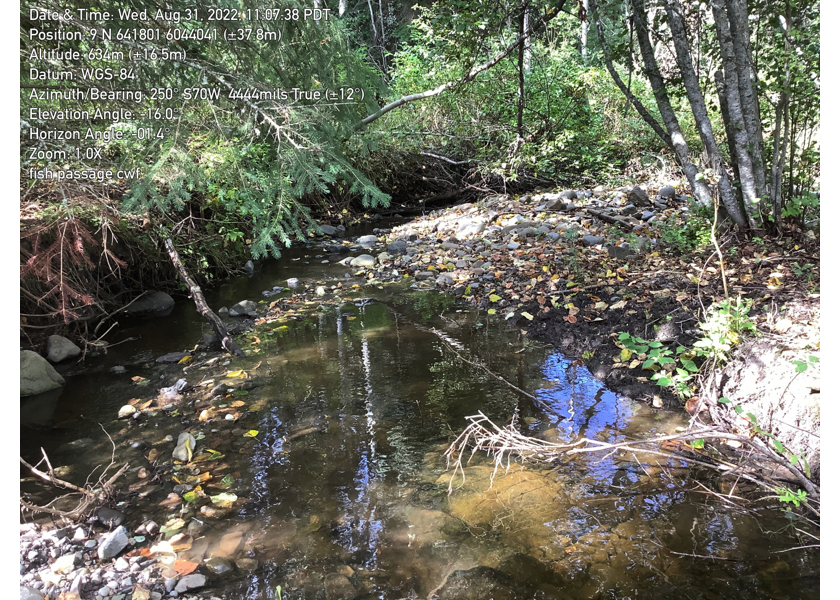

left=164, top=238, right=245, bottom=357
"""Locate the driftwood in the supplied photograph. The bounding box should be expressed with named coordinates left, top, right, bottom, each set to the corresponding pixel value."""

left=164, top=238, right=245, bottom=357
left=20, top=453, right=129, bottom=522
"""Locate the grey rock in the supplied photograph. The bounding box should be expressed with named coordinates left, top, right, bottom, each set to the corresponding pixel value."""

left=415, top=272, right=434, bottom=281
left=349, top=254, right=376, bottom=268
left=546, top=232, right=561, bottom=241
left=608, top=245, right=636, bottom=260
left=20, top=586, right=45, bottom=600
left=435, top=274, right=454, bottom=286
left=324, top=573, right=357, bottom=600
left=356, top=235, right=378, bottom=246
left=327, top=244, right=350, bottom=255
left=658, top=185, right=676, bottom=199
left=455, top=260, right=468, bottom=268
left=581, top=235, right=605, bottom=247
left=243, top=260, right=254, bottom=277
left=641, top=211, right=656, bottom=221
left=319, top=224, right=337, bottom=236
left=560, top=190, right=577, bottom=200
left=619, top=204, right=637, bottom=216
left=335, top=225, right=346, bottom=237
left=205, top=557, right=233, bottom=575
left=174, top=574, right=206, bottom=593
left=97, top=527, right=129, bottom=561
left=124, top=291, right=175, bottom=316
left=387, top=240, right=408, bottom=255
left=46, top=335, right=81, bottom=363
left=376, top=252, right=390, bottom=263
left=155, top=352, right=191, bottom=364
left=229, top=300, right=257, bottom=317
left=441, top=242, right=459, bottom=250
left=627, top=186, right=651, bottom=206
left=20, top=350, right=65, bottom=397
left=507, top=242, right=520, bottom=250
left=538, top=198, right=565, bottom=210
left=218, top=307, right=229, bottom=315
left=172, top=432, right=196, bottom=462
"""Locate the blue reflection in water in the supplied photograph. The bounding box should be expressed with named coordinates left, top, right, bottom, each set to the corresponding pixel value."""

left=334, top=335, right=383, bottom=569
left=536, top=352, right=633, bottom=440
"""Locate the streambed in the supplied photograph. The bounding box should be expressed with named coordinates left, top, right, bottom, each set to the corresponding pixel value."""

left=20, top=239, right=818, bottom=600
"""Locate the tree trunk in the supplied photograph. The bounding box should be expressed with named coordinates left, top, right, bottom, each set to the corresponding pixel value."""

left=711, top=0, right=760, bottom=220
left=338, top=0, right=347, bottom=17
left=714, top=70, right=741, bottom=184
left=517, top=7, right=526, bottom=142
left=663, top=0, right=748, bottom=228
left=581, top=0, right=589, bottom=64
left=629, top=0, right=713, bottom=207
left=164, top=238, right=245, bottom=357
left=726, top=0, right=767, bottom=199
left=523, top=8, right=532, bottom=73
left=592, top=4, right=669, bottom=146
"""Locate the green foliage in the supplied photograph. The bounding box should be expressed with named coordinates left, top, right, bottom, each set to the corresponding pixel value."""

left=694, top=297, right=757, bottom=360
left=657, top=209, right=713, bottom=255
left=617, top=332, right=697, bottom=398
left=781, top=192, right=820, bottom=223
left=616, top=296, right=756, bottom=399
left=776, top=487, right=808, bottom=508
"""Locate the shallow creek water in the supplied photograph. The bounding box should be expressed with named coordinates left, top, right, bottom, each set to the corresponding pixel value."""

left=21, top=239, right=818, bottom=600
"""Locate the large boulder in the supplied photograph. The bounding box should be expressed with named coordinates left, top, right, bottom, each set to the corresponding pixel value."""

left=21, top=350, right=65, bottom=396
left=124, top=291, right=175, bottom=316
left=46, top=335, right=81, bottom=363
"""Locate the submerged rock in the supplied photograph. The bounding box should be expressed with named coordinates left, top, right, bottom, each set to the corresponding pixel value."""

left=20, top=350, right=65, bottom=397
left=324, top=573, right=356, bottom=600
left=124, top=291, right=175, bottom=316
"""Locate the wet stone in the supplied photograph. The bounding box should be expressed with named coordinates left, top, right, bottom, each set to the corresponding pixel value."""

left=174, top=573, right=207, bottom=593
left=205, top=557, right=233, bottom=575
left=581, top=235, right=604, bottom=247
left=324, top=573, right=356, bottom=600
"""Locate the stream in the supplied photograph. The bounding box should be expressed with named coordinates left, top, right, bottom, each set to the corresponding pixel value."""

left=21, top=229, right=819, bottom=600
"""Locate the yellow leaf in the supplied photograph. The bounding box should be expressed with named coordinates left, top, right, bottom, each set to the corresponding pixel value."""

left=594, top=302, right=608, bottom=310
left=177, top=355, right=193, bottom=365
left=620, top=348, right=633, bottom=362
left=225, top=370, right=247, bottom=378
left=609, top=300, right=627, bottom=310
left=244, top=430, right=260, bottom=438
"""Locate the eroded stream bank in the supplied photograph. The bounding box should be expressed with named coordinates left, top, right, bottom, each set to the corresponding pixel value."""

left=21, top=223, right=818, bottom=600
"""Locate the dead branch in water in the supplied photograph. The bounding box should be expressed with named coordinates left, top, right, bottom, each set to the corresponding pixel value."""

left=20, top=447, right=129, bottom=524
left=444, top=412, right=820, bottom=519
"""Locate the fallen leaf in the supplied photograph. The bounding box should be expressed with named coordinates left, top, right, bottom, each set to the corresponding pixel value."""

left=521, top=311, right=534, bottom=321
left=173, top=559, right=199, bottom=576
left=609, top=300, right=627, bottom=310
left=243, top=430, right=259, bottom=438
left=225, top=370, right=247, bottom=378
left=177, top=355, right=193, bottom=365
